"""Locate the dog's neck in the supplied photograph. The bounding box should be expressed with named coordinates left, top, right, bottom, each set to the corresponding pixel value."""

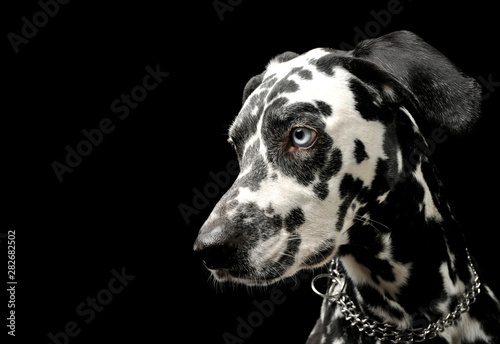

left=336, top=134, right=475, bottom=331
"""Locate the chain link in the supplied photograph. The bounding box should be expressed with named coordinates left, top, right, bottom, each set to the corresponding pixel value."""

left=312, top=252, right=481, bottom=343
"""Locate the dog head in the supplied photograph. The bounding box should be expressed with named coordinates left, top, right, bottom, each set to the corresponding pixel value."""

left=193, top=31, right=481, bottom=286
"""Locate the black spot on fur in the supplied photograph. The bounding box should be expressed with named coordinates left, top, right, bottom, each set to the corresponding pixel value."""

left=369, top=158, right=393, bottom=196
left=298, top=69, right=313, bottom=80
left=267, top=77, right=299, bottom=102
left=348, top=78, right=387, bottom=122
left=313, top=182, right=329, bottom=200
left=314, top=100, right=333, bottom=117
left=313, top=54, right=341, bottom=76
left=285, top=208, right=305, bottom=232
left=232, top=202, right=283, bottom=242
left=324, top=148, right=343, bottom=176
left=313, top=148, right=343, bottom=200
left=289, top=102, right=320, bottom=115
left=339, top=173, right=363, bottom=199
left=336, top=174, right=364, bottom=231
left=288, top=66, right=313, bottom=81
left=354, top=139, right=369, bottom=163
left=266, top=66, right=317, bottom=103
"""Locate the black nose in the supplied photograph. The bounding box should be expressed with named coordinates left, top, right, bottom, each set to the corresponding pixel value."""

left=193, top=223, right=240, bottom=270
left=197, top=244, right=238, bottom=270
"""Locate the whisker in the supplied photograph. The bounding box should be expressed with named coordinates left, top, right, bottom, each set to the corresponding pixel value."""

left=352, top=214, right=390, bottom=235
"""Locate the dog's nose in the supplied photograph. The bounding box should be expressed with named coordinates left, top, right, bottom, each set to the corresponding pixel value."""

left=193, top=223, right=240, bottom=270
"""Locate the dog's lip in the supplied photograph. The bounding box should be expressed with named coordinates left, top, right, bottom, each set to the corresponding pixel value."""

left=212, top=268, right=248, bottom=280
left=224, top=270, right=282, bottom=284
left=212, top=267, right=276, bottom=282
left=206, top=264, right=248, bottom=276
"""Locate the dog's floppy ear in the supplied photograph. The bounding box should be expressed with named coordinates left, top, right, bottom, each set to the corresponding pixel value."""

left=352, top=31, right=481, bottom=135
left=269, top=51, right=299, bottom=64
left=242, top=73, right=264, bottom=104
left=242, top=51, right=299, bottom=104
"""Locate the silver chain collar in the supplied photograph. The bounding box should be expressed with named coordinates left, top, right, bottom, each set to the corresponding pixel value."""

left=311, top=252, right=481, bottom=343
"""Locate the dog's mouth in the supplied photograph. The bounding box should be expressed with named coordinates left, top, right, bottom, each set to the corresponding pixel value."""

left=204, top=244, right=296, bottom=286
left=205, top=240, right=336, bottom=286
left=210, top=266, right=288, bottom=286
left=202, top=256, right=287, bottom=285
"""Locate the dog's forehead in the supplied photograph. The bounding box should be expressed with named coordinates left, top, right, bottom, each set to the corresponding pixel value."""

left=229, top=48, right=358, bottom=144
left=264, top=48, right=333, bottom=77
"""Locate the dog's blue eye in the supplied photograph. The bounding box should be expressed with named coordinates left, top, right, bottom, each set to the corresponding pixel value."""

left=291, top=127, right=317, bottom=149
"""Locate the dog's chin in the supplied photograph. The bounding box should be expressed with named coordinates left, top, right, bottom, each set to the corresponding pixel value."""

left=208, top=253, right=335, bottom=286
left=210, top=268, right=293, bottom=286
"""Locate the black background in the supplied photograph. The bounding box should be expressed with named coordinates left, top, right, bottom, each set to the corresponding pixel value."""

left=3, top=1, right=499, bottom=343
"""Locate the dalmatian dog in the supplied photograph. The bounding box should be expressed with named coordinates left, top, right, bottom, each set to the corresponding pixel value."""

left=193, top=31, right=500, bottom=343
